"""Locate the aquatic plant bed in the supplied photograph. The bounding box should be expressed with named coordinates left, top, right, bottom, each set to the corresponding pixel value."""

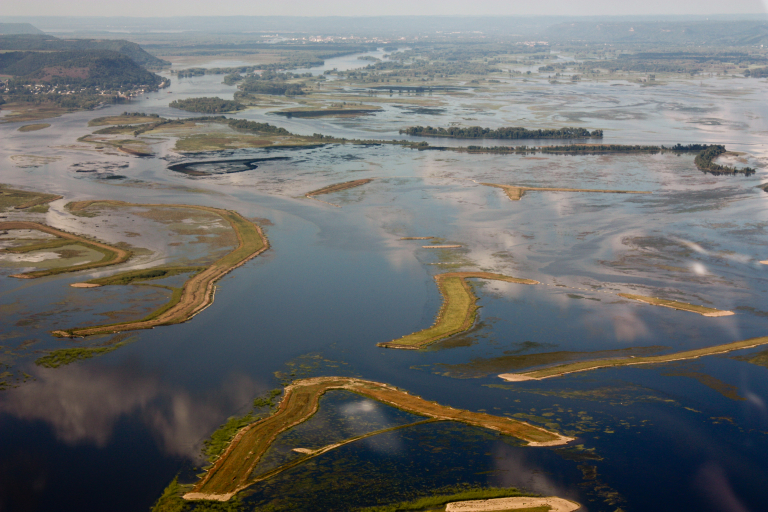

left=618, top=293, right=734, bottom=317
left=0, top=221, right=131, bottom=279
left=184, top=377, right=571, bottom=501
left=481, top=183, right=650, bottom=202
left=52, top=201, right=268, bottom=338
left=499, top=335, right=768, bottom=382
left=379, top=272, right=539, bottom=350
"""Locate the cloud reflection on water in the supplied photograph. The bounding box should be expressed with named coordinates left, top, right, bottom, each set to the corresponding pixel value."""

left=0, top=362, right=262, bottom=461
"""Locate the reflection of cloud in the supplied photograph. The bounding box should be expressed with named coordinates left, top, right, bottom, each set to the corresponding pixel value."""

left=692, top=462, right=749, bottom=512
left=0, top=364, right=262, bottom=461
left=490, top=442, right=576, bottom=500
left=340, top=400, right=404, bottom=454
left=691, top=262, right=709, bottom=275
left=612, top=311, right=651, bottom=342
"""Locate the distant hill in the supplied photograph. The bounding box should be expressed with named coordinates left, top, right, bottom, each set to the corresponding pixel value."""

left=0, top=50, right=164, bottom=91
left=545, top=21, right=768, bottom=46
left=0, top=23, right=44, bottom=35
left=0, top=34, right=169, bottom=68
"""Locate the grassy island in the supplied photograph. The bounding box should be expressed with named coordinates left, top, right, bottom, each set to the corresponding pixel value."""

left=618, top=293, right=734, bottom=317
left=481, top=183, right=650, bottom=202
left=379, top=272, right=539, bottom=350
left=0, top=221, right=131, bottom=279
left=53, top=201, right=268, bottom=338
left=184, top=377, right=571, bottom=501
left=499, top=335, right=768, bottom=382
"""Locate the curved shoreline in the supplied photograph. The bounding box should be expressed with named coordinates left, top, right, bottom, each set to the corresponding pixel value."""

left=185, top=376, right=572, bottom=501
left=379, top=272, right=539, bottom=350
left=499, top=335, right=768, bottom=382
left=53, top=201, right=269, bottom=338
left=1, top=221, right=131, bottom=279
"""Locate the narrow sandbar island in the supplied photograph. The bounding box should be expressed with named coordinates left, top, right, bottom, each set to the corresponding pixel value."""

left=184, top=377, right=572, bottom=501
left=379, top=272, right=539, bottom=349
left=481, top=182, right=651, bottom=202
left=445, top=496, right=581, bottom=512
left=52, top=201, right=269, bottom=338
left=618, top=293, right=734, bottom=317
left=499, top=335, right=768, bottom=382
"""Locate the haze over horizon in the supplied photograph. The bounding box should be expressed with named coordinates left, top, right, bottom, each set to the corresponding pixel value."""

left=2, top=0, right=767, bottom=18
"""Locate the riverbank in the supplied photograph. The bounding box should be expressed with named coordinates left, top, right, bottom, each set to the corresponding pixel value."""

left=53, top=201, right=268, bottom=337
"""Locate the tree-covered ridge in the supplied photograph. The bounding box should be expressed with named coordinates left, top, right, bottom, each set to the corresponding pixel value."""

left=0, top=50, right=164, bottom=92
left=238, top=79, right=305, bottom=96
left=169, top=97, right=244, bottom=113
left=400, top=125, right=603, bottom=139
left=694, top=145, right=755, bottom=175
left=0, top=34, right=168, bottom=68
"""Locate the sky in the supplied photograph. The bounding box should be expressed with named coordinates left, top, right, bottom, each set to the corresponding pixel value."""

left=3, top=0, right=768, bottom=17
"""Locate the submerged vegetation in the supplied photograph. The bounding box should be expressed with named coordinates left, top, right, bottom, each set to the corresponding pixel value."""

left=35, top=339, right=132, bottom=368
left=379, top=272, right=539, bottom=350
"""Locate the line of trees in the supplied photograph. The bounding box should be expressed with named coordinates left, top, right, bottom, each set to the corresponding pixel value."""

left=400, top=126, right=604, bottom=139
left=169, top=97, right=244, bottom=113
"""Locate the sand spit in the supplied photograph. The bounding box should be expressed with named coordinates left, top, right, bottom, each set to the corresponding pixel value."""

left=618, top=293, right=734, bottom=317
left=423, top=245, right=462, bottom=248
left=499, top=335, right=768, bottom=382
left=70, top=282, right=101, bottom=288
left=184, top=376, right=571, bottom=501
left=445, top=496, right=581, bottom=512
left=401, top=236, right=435, bottom=240
left=481, top=182, right=650, bottom=202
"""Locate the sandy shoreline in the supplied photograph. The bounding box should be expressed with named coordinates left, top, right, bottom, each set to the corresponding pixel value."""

left=445, top=496, right=581, bottom=511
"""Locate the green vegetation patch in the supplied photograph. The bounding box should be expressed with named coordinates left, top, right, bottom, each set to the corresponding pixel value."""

left=35, top=338, right=133, bottom=368
left=89, top=113, right=161, bottom=126
left=0, top=184, right=61, bottom=211
left=17, top=123, right=50, bottom=132
left=169, top=97, right=245, bottom=114
left=87, top=266, right=205, bottom=286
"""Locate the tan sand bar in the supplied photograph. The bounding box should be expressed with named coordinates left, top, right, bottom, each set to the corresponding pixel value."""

left=446, top=496, right=582, bottom=512
left=305, top=178, right=374, bottom=197
left=618, top=293, right=734, bottom=317
left=481, top=182, right=650, bottom=202
left=423, top=245, right=462, bottom=248
left=379, top=272, right=539, bottom=349
left=184, top=377, right=572, bottom=501
left=499, top=335, right=768, bottom=382
left=401, top=236, right=435, bottom=240
left=53, top=201, right=269, bottom=338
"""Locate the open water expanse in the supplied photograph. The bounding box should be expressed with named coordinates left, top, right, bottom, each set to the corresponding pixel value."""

left=1, top=51, right=768, bottom=511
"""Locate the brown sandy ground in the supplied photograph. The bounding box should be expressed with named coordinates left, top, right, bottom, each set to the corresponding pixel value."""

left=52, top=201, right=268, bottom=337
left=445, top=496, right=581, bottom=511
left=184, top=377, right=572, bottom=501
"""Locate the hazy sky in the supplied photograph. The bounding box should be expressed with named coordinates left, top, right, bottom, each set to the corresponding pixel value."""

left=4, top=0, right=768, bottom=17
